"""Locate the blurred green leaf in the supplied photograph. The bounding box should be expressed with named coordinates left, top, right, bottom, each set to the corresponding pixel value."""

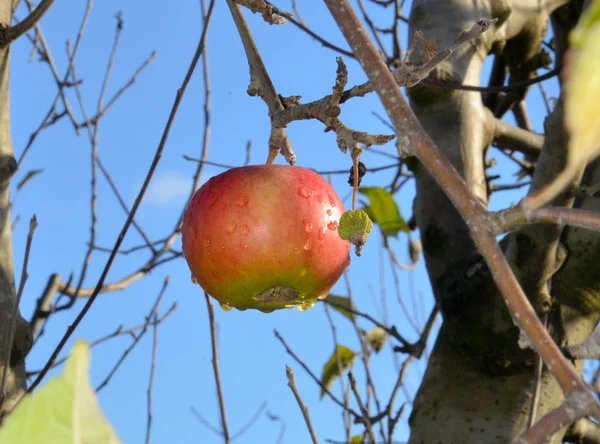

left=320, top=345, right=356, bottom=399
left=0, top=340, right=120, bottom=444
left=350, top=435, right=364, bottom=443
left=326, top=294, right=356, bottom=321
left=358, top=187, right=409, bottom=236
left=366, top=327, right=387, bottom=353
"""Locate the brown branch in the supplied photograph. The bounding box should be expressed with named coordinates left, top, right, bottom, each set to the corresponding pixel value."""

left=513, top=392, right=591, bottom=444
left=0, top=216, right=37, bottom=411
left=493, top=206, right=600, bottom=236
left=3, top=0, right=56, bottom=47
left=274, top=329, right=361, bottom=420
left=226, top=0, right=295, bottom=164
left=564, top=330, right=600, bottom=361
left=348, top=371, right=376, bottom=444
left=25, top=0, right=216, bottom=395
left=322, top=0, right=599, bottom=419
left=96, top=276, right=171, bottom=392
left=26, top=301, right=177, bottom=377
left=286, top=365, right=319, bottom=444
left=204, top=292, right=230, bottom=444
left=145, top=311, right=159, bottom=444
left=486, top=109, right=544, bottom=157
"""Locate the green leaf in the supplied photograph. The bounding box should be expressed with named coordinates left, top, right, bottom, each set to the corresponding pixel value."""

left=366, top=327, right=387, bottom=353
left=350, top=435, right=364, bottom=444
left=320, top=345, right=356, bottom=399
left=562, top=1, right=600, bottom=187
left=0, top=340, right=121, bottom=444
left=326, top=294, right=356, bottom=321
left=358, top=187, right=409, bottom=236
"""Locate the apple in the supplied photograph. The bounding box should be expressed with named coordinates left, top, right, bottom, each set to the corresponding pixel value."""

left=182, top=164, right=351, bottom=312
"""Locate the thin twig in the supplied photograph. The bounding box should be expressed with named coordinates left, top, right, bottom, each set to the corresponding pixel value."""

left=274, top=329, right=361, bottom=419
left=96, top=276, right=171, bottom=392
left=25, top=0, right=216, bottom=394
left=348, top=372, right=377, bottom=444
left=286, top=365, right=319, bottom=444
left=0, top=216, right=37, bottom=410
left=145, top=312, right=159, bottom=444
left=204, top=293, right=230, bottom=444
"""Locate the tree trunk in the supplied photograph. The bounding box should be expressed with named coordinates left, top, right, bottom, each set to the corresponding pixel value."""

left=0, top=0, right=31, bottom=418
left=407, top=1, right=599, bottom=442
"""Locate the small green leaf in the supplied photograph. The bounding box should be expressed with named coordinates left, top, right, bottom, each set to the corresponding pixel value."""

left=358, top=187, right=409, bottom=236
left=320, top=345, right=356, bottom=399
left=326, top=294, right=356, bottom=321
left=338, top=209, right=373, bottom=256
left=366, top=327, right=387, bottom=353
left=0, top=340, right=121, bottom=444
left=350, top=435, right=364, bottom=444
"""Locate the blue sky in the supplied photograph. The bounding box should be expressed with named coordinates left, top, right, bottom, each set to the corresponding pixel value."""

left=8, top=1, right=560, bottom=443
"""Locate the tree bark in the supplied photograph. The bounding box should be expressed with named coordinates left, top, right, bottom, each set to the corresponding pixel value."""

left=0, top=0, right=31, bottom=418
left=406, top=1, right=598, bottom=442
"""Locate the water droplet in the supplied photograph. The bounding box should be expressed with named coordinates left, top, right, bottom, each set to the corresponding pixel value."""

left=317, top=227, right=326, bottom=240
left=220, top=303, right=233, bottom=312
left=234, top=195, right=249, bottom=207
left=240, top=224, right=250, bottom=236
left=346, top=242, right=351, bottom=252
left=226, top=221, right=237, bottom=234
left=327, top=221, right=338, bottom=231
left=272, top=256, right=277, bottom=261
left=191, top=273, right=198, bottom=284
left=206, top=189, right=218, bottom=208
left=316, top=194, right=323, bottom=203
left=328, top=193, right=337, bottom=207
left=296, top=301, right=315, bottom=312
left=298, top=187, right=312, bottom=198
left=303, top=220, right=313, bottom=233
left=293, top=246, right=300, bottom=254
left=303, top=238, right=312, bottom=251
left=202, top=238, right=211, bottom=247
left=326, top=209, right=332, bottom=216
left=252, top=217, right=260, bottom=227
left=243, top=244, right=249, bottom=250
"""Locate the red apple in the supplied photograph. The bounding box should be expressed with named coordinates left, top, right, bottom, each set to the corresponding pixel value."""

left=182, top=164, right=351, bottom=312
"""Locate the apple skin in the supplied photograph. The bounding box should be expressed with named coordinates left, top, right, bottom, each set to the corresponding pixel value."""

left=182, top=164, right=351, bottom=312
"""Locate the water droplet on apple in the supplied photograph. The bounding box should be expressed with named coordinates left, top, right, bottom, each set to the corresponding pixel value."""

left=240, top=224, right=250, bottom=236
left=303, top=220, right=313, bottom=233
left=303, top=238, right=312, bottom=250
left=316, top=194, right=323, bottom=203
left=298, top=187, right=312, bottom=198
left=293, top=246, right=300, bottom=254
left=191, top=273, right=198, bottom=284
left=326, top=209, right=332, bottom=216
left=226, top=221, right=237, bottom=234
left=243, top=244, right=249, bottom=250
left=220, top=303, right=233, bottom=311
left=203, top=238, right=211, bottom=247
left=252, top=217, right=260, bottom=227
left=327, top=221, right=338, bottom=231
left=317, top=227, right=326, bottom=240
left=328, top=193, right=336, bottom=207
left=296, top=301, right=315, bottom=312
left=234, top=195, right=249, bottom=207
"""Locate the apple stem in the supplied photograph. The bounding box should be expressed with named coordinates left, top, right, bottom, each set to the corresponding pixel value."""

left=351, top=147, right=361, bottom=211
left=266, top=145, right=279, bottom=164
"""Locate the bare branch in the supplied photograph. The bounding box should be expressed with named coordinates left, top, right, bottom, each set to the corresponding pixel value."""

left=286, top=365, right=319, bottom=444
left=0, top=215, right=37, bottom=411
left=26, top=0, right=216, bottom=395
left=3, top=0, right=56, bottom=46
left=204, top=292, right=230, bottom=444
